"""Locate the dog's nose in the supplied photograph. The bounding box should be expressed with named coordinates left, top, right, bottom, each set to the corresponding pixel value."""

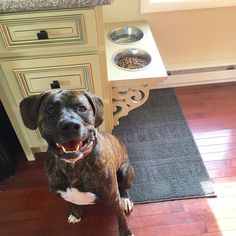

left=60, top=120, right=80, bottom=132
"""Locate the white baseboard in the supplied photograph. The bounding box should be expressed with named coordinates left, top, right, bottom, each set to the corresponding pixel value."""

left=154, top=65, right=236, bottom=88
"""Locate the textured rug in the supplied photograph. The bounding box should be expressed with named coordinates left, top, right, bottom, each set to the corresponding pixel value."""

left=113, top=88, right=216, bottom=203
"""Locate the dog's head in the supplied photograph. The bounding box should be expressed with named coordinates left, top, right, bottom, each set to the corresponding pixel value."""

left=20, top=90, right=103, bottom=163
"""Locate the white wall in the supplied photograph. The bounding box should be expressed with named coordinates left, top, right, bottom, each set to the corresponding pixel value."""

left=103, top=0, right=143, bottom=23
left=103, top=1, right=236, bottom=70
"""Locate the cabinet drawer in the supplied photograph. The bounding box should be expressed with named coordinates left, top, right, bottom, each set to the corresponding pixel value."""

left=0, top=10, right=98, bottom=50
left=7, top=20, right=82, bottom=42
left=16, top=64, right=93, bottom=96
left=1, top=54, right=104, bottom=104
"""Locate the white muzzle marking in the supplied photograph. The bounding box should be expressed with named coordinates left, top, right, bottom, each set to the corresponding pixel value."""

left=58, top=187, right=96, bottom=205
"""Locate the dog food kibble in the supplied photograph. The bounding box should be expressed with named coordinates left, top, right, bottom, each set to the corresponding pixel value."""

left=118, top=56, right=148, bottom=69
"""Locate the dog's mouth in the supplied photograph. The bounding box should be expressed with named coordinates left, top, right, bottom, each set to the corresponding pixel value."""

left=52, top=130, right=97, bottom=163
left=56, top=139, right=85, bottom=154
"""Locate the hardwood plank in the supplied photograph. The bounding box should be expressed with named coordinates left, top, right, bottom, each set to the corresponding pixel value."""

left=198, top=144, right=236, bottom=154
left=194, top=231, right=236, bottom=236
left=193, top=129, right=236, bottom=139
left=196, top=136, right=236, bottom=146
left=184, top=117, right=236, bottom=132
left=133, top=222, right=207, bottom=236
left=208, top=167, right=236, bottom=179
left=207, top=218, right=236, bottom=232
left=131, top=201, right=184, bottom=217
left=128, top=211, right=200, bottom=229
left=204, top=159, right=236, bottom=170
left=201, top=151, right=236, bottom=162
left=176, top=82, right=236, bottom=94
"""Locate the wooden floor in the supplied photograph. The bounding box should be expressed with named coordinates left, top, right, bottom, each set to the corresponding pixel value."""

left=1, top=82, right=236, bottom=236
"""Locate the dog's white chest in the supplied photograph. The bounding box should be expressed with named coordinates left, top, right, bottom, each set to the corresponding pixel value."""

left=58, top=188, right=96, bottom=205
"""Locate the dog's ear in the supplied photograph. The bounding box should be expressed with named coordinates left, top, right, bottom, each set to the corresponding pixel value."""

left=20, top=92, right=52, bottom=130
left=83, top=92, right=104, bottom=128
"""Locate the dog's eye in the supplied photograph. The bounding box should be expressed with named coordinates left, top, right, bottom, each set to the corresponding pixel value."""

left=78, top=106, right=87, bottom=112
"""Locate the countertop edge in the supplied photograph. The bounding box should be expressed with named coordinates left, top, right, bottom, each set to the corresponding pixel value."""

left=0, top=0, right=113, bottom=14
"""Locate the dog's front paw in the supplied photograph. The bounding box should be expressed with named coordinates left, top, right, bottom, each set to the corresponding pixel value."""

left=67, top=213, right=81, bottom=224
left=121, top=198, right=134, bottom=214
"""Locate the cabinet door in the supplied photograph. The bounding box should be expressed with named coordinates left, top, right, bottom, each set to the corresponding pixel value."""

left=1, top=54, right=103, bottom=148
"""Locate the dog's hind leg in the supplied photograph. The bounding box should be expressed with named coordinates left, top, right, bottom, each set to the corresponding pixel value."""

left=117, top=159, right=135, bottom=214
left=67, top=204, right=83, bottom=224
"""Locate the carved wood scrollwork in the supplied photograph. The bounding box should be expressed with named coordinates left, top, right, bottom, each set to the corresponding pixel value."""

left=112, top=84, right=151, bottom=126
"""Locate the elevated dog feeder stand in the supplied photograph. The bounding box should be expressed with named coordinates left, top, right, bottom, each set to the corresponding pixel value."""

left=105, top=21, right=167, bottom=127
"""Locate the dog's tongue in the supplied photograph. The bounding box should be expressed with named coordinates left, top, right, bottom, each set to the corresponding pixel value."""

left=61, top=139, right=82, bottom=151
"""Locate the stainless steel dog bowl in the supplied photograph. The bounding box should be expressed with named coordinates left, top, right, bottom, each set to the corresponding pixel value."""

left=112, top=48, right=151, bottom=71
left=108, top=26, right=144, bottom=44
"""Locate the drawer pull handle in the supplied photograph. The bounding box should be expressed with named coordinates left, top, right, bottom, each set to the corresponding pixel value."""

left=37, top=30, right=49, bottom=40
left=50, top=80, right=61, bottom=89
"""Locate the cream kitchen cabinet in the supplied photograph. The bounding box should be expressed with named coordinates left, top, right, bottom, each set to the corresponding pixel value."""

left=0, top=8, right=112, bottom=161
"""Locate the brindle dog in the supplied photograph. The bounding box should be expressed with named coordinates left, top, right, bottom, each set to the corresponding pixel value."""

left=20, top=90, right=135, bottom=236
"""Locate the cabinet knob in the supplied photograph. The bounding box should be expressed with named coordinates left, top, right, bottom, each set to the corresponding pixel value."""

left=50, top=80, right=61, bottom=89
left=37, top=30, right=49, bottom=40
